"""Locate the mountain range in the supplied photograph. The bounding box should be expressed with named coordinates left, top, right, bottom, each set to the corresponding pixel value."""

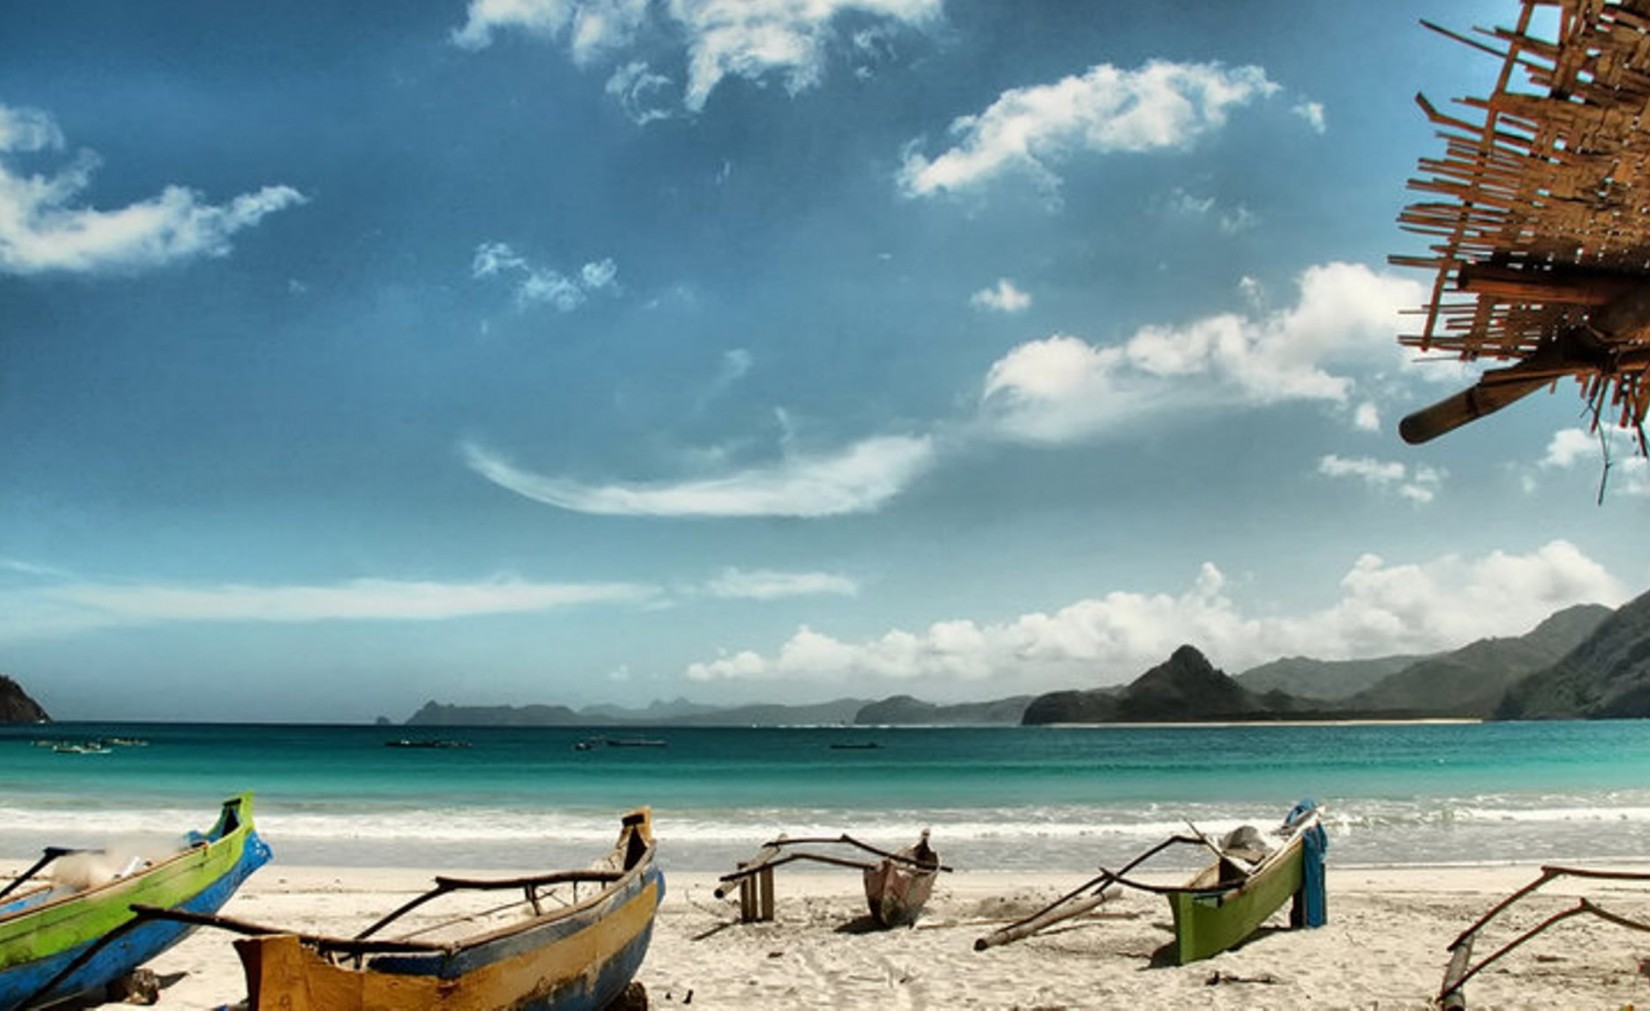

left=5, top=591, right=1645, bottom=727
left=402, top=593, right=1640, bottom=727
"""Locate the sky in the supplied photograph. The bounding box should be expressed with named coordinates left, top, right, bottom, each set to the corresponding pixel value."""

left=2, top=1, right=1646, bottom=723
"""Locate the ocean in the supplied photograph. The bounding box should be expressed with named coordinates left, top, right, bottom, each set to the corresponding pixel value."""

left=4, top=721, right=1648, bottom=874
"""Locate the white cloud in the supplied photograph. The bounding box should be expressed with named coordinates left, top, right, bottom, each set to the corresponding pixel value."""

left=1318, top=454, right=1445, bottom=504
left=1218, top=204, right=1257, bottom=235
left=1168, top=188, right=1215, bottom=216
left=1352, top=401, right=1381, bottom=432
left=0, top=575, right=657, bottom=643
left=0, top=104, right=305, bottom=276
left=686, top=541, right=1625, bottom=691
left=970, top=278, right=1032, bottom=313
left=899, top=60, right=1279, bottom=199
left=1292, top=100, right=1326, bottom=134
left=471, top=241, right=618, bottom=311
left=979, top=261, right=1425, bottom=442
left=452, top=0, right=650, bottom=62
left=463, top=433, right=936, bottom=517
left=454, top=0, right=940, bottom=114
left=1535, top=426, right=1650, bottom=496
left=606, top=61, right=677, bottom=125
left=1166, top=189, right=1257, bottom=235
left=702, top=568, right=859, bottom=599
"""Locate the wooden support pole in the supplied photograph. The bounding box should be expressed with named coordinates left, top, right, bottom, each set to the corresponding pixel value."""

left=737, top=863, right=776, bottom=923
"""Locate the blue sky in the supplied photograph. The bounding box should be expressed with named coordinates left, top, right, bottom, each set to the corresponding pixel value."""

left=2, top=1, right=1644, bottom=722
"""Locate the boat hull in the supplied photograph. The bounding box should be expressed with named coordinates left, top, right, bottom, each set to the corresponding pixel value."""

left=0, top=794, right=270, bottom=1010
left=1166, top=831, right=1305, bottom=965
left=863, top=861, right=936, bottom=928
left=237, top=811, right=663, bottom=1010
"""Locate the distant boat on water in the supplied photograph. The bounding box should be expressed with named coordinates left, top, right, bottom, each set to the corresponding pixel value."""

left=572, top=736, right=667, bottom=751
left=383, top=739, right=471, bottom=750
left=829, top=742, right=880, bottom=750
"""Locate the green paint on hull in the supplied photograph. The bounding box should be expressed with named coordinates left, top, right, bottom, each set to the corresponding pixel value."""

left=1166, top=830, right=1305, bottom=965
left=0, top=794, right=259, bottom=971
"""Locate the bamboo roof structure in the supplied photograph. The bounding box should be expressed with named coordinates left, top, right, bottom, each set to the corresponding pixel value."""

left=1392, top=0, right=1650, bottom=445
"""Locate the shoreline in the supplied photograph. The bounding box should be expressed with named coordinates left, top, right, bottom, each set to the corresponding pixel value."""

left=13, top=861, right=1649, bottom=1008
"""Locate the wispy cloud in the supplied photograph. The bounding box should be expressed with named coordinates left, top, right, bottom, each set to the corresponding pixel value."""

left=970, top=278, right=1031, bottom=313
left=687, top=541, right=1623, bottom=690
left=1318, top=454, right=1445, bottom=504
left=977, top=262, right=1424, bottom=442
left=453, top=0, right=941, bottom=114
left=605, top=61, right=676, bottom=125
left=0, top=575, right=658, bottom=643
left=1, top=558, right=76, bottom=580
left=898, top=60, right=1279, bottom=199
left=1292, top=100, right=1326, bottom=134
left=701, top=567, right=859, bottom=599
left=471, top=241, right=618, bottom=311
left=1166, top=188, right=1258, bottom=235
left=463, top=434, right=935, bottom=517
left=0, top=104, right=305, bottom=275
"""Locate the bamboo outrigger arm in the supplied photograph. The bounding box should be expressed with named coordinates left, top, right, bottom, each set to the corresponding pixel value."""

left=1436, top=865, right=1650, bottom=1008
left=713, top=834, right=953, bottom=900
left=973, top=834, right=1208, bottom=952
left=0, top=847, right=78, bottom=902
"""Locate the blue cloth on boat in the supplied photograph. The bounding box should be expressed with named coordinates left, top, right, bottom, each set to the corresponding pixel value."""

left=1286, top=797, right=1328, bottom=928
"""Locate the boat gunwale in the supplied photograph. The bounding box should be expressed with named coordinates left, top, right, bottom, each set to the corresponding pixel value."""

left=0, top=794, right=251, bottom=935
left=278, top=814, right=661, bottom=961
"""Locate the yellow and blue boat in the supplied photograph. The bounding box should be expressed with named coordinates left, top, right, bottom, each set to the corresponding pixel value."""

left=190, top=807, right=661, bottom=1010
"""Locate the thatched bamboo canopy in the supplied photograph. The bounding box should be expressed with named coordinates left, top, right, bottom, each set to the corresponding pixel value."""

left=1392, top=0, right=1650, bottom=445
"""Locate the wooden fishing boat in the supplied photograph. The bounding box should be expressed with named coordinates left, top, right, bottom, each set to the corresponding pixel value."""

left=132, top=808, right=662, bottom=1010
left=975, top=800, right=1326, bottom=962
left=1165, top=803, right=1323, bottom=965
left=862, top=829, right=939, bottom=928
left=717, top=829, right=949, bottom=928
left=0, top=792, right=270, bottom=1010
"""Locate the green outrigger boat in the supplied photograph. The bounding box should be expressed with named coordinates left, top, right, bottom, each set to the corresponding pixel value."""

left=975, top=800, right=1326, bottom=964
left=0, top=792, right=270, bottom=1009
left=1165, top=802, right=1324, bottom=964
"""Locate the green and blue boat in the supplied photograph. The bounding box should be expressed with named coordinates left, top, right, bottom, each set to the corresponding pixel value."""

left=1166, top=801, right=1326, bottom=965
left=0, top=792, right=270, bottom=1009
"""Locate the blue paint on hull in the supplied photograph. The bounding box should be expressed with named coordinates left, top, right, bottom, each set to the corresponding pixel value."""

left=367, top=864, right=664, bottom=1010
left=522, top=913, right=657, bottom=1011
left=0, top=830, right=270, bottom=1011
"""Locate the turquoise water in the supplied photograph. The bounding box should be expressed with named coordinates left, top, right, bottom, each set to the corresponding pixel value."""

left=3, top=721, right=1648, bottom=872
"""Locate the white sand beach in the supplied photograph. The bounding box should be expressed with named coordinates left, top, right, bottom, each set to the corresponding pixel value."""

left=94, top=862, right=1648, bottom=1009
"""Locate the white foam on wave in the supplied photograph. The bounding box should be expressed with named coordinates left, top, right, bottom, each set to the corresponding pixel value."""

left=4, top=791, right=1650, bottom=871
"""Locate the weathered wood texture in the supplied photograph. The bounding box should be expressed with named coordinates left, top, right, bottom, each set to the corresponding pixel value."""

left=1393, top=0, right=1650, bottom=430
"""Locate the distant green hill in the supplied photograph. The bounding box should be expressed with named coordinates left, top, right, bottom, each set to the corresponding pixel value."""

left=854, top=694, right=1032, bottom=725
left=1022, top=645, right=1296, bottom=724
left=664, top=698, right=870, bottom=726
left=0, top=675, right=49, bottom=724
left=407, top=697, right=871, bottom=727
left=1235, top=654, right=1428, bottom=701
left=1345, top=604, right=1611, bottom=718
left=1500, top=591, right=1650, bottom=719
left=407, top=701, right=592, bottom=726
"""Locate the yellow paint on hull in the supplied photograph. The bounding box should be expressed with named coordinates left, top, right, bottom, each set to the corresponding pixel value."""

left=236, top=876, right=661, bottom=1011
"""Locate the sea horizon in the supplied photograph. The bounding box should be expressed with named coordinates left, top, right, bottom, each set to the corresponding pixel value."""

left=4, top=720, right=1648, bottom=875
